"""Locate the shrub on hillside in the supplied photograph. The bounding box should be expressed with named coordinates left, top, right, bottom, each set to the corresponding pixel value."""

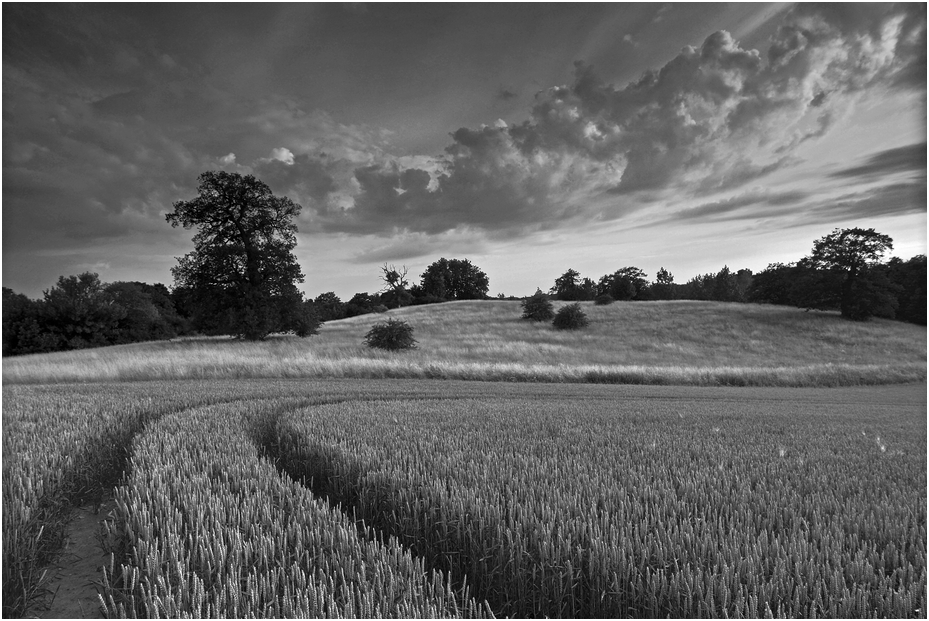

left=521, top=290, right=555, bottom=322
left=594, top=294, right=614, bottom=306
left=372, top=304, right=389, bottom=313
left=552, top=303, right=589, bottom=330
left=364, top=318, right=417, bottom=350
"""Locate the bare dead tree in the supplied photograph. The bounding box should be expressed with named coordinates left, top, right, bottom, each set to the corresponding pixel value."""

left=379, top=263, right=411, bottom=307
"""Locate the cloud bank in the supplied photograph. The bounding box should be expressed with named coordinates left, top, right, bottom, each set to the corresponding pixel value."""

left=274, top=3, right=925, bottom=238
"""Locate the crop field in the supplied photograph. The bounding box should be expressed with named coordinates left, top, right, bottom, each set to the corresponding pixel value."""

left=3, top=301, right=926, bottom=387
left=3, top=378, right=925, bottom=618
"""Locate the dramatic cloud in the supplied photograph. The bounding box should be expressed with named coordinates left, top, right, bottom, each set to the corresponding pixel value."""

left=3, top=4, right=925, bottom=300
left=305, top=3, right=926, bottom=237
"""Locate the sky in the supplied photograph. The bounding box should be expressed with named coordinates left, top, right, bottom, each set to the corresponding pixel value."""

left=3, top=3, right=926, bottom=300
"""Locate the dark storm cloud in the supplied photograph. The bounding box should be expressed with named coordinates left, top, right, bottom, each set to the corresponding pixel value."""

left=829, top=142, right=927, bottom=180
left=312, top=3, right=926, bottom=236
left=253, top=154, right=338, bottom=206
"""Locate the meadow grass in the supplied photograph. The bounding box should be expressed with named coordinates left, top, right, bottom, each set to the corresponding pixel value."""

left=2, top=300, right=925, bottom=386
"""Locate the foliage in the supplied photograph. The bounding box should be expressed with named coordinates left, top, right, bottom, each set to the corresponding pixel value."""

left=802, top=227, right=895, bottom=320
left=364, top=318, right=417, bottom=351
left=165, top=171, right=306, bottom=340
left=749, top=241, right=922, bottom=325
left=344, top=292, right=377, bottom=318
left=650, top=267, right=676, bottom=300
left=883, top=255, right=927, bottom=325
left=379, top=288, right=413, bottom=309
left=106, top=282, right=187, bottom=343
left=748, top=263, right=799, bottom=305
left=378, top=263, right=411, bottom=308
left=289, top=301, right=322, bottom=337
left=41, top=273, right=126, bottom=350
left=2, top=275, right=190, bottom=357
left=598, top=267, right=649, bottom=300
left=420, top=258, right=489, bottom=300
left=679, top=266, right=753, bottom=303
left=549, top=269, right=596, bottom=301
left=521, top=289, right=555, bottom=321
left=552, top=302, right=589, bottom=330
left=411, top=293, right=448, bottom=306
left=2, top=288, right=58, bottom=356
left=593, top=293, right=614, bottom=305
left=312, top=292, right=346, bottom=322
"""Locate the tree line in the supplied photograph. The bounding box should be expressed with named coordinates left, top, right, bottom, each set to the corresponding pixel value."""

left=544, top=228, right=925, bottom=325
left=3, top=172, right=924, bottom=356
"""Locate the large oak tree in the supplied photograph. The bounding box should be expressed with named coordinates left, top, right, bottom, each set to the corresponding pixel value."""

left=420, top=258, right=489, bottom=300
left=801, top=227, right=898, bottom=320
left=166, top=171, right=316, bottom=340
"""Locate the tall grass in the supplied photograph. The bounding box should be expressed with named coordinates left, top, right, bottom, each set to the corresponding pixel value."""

left=3, top=301, right=925, bottom=386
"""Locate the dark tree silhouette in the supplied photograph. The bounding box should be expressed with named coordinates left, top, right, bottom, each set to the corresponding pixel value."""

left=379, top=263, right=412, bottom=308
left=598, top=267, right=649, bottom=300
left=420, top=258, right=490, bottom=300
left=551, top=269, right=595, bottom=300
left=521, top=289, right=555, bottom=321
left=166, top=172, right=309, bottom=340
left=803, top=227, right=896, bottom=320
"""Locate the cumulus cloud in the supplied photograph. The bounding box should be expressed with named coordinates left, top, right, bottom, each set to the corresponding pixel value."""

left=269, top=147, right=295, bottom=165
left=307, top=4, right=925, bottom=237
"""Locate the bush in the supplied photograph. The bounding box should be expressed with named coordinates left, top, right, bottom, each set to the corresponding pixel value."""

left=552, top=303, right=589, bottom=330
left=593, top=294, right=614, bottom=306
left=364, top=318, right=417, bottom=350
left=412, top=294, right=447, bottom=306
left=521, top=290, right=555, bottom=322
left=372, top=304, right=389, bottom=314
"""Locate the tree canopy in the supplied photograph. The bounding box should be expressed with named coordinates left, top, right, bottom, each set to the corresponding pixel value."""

left=166, top=171, right=312, bottom=339
left=420, top=258, right=489, bottom=300
left=802, top=228, right=896, bottom=320
left=598, top=267, right=649, bottom=301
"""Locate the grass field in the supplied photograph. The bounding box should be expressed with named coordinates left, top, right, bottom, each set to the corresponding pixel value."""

left=3, top=300, right=926, bottom=386
left=3, top=379, right=925, bottom=618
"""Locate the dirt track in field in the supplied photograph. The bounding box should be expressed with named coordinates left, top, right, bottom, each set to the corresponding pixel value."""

left=36, top=498, right=116, bottom=619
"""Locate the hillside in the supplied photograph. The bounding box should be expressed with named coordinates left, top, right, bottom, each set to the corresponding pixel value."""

left=3, top=300, right=925, bottom=386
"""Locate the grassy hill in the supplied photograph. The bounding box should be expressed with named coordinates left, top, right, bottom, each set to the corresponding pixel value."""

left=3, top=300, right=925, bottom=386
